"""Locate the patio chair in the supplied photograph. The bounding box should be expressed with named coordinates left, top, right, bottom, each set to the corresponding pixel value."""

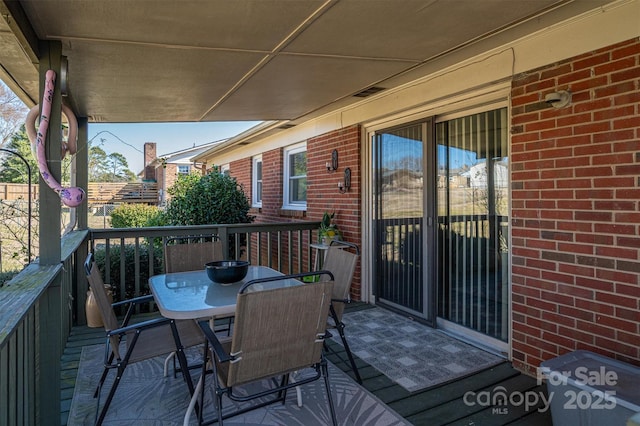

left=186, top=271, right=337, bottom=426
left=164, top=235, right=233, bottom=345
left=320, top=240, right=363, bottom=383
left=84, top=253, right=204, bottom=426
left=164, top=235, right=224, bottom=273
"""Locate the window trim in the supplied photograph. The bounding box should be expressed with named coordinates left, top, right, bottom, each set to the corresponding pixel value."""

left=252, top=155, right=263, bottom=208
left=177, top=164, right=191, bottom=175
left=282, top=142, right=307, bottom=211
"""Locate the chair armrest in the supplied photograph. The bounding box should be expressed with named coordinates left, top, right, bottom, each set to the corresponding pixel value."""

left=106, top=316, right=171, bottom=337
left=111, top=294, right=154, bottom=307
left=240, top=270, right=334, bottom=293
left=198, top=319, right=232, bottom=364
left=113, top=294, right=155, bottom=328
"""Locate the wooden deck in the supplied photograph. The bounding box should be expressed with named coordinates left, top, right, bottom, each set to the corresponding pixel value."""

left=60, top=305, right=553, bottom=425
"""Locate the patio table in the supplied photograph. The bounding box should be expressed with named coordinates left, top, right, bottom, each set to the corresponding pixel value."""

left=149, top=265, right=302, bottom=320
left=149, top=265, right=306, bottom=417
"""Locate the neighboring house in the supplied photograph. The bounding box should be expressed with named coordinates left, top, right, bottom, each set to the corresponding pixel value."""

left=141, top=141, right=224, bottom=205
left=194, top=4, right=640, bottom=377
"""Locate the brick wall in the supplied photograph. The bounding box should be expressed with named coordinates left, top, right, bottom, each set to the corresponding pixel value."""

left=227, top=124, right=362, bottom=298
left=510, top=38, right=640, bottom=375
left=307, top=125, right=362, bottom=299
left=161, top=164, right=179, bottom=201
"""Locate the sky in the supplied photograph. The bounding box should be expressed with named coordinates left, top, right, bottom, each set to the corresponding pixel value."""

left=89, top=121, right=261, bottom=173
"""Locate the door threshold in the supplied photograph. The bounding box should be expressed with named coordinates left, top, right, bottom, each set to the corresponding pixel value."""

left=436, top=317, right=509, bottom=359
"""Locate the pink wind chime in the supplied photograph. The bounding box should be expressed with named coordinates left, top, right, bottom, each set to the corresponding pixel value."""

left=25, top=69, right=85, bottom=207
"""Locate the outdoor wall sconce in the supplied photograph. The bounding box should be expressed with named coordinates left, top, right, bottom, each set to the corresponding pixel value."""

left=545, top=90, right=572, bottom=109
left=338, top=167, right=351, bottom=193
left=326, top=149, right=339, bottom=172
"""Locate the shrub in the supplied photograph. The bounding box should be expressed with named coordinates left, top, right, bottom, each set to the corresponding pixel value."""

left=0, top=270, right=21, bottom=288
left=162, top=171, right=254, bottom=226
left=92, top=243, right=163, bottom=310
left=110, top=204, right=165, bottom=228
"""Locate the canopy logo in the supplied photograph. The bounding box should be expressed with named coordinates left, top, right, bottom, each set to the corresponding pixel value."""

left=463, top=366, right=620, bottom=415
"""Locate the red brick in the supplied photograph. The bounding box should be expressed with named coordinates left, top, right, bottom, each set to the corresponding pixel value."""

left=525, top=119, right=557, bottom=132
left=574, top=143, right=612, bottom=156
left=594, top=336, right=638, bottom=358
left=558, top=326, right=595, bottom=344
left=614, top=91, right=640, bottom=106
left=574, top=121, right=611, bottom=135
left=594, top=177, right=636, bottom=188
left=558, top=305, right=594, bottom=322
left=540, top=271, right=575, bottom=284
left=593, top=223, right=636, bottom=235
left=573, top=97, right=612, bottom=113
left=595, top=81, right=637, bottom=98
left=617, top=330, right=640, bottom=347
left=573, top=52, right=611, bottom=70
left=614, top=116, right=640, bottom=130
left=593, top=129, right=635, bottom=143
left=596, top=291, right=637, bottom=309
left=591, top=153, right=633, bottom=166
left=541, top=311, right=576, bottom=328
left=596, top=268, right=638, bottom=285
left=574, top=299, right=614, bottom=315
left=540, top=290, right=574, bottom=306
left=594, top=57, right=636, bottom=75
left=614, top=282, right=640, bottom=298
left=610, top=66, right=640, bottom=83
left=512, top=92, right=540, bottom=107
left=616, top=306, right=640, bottom=323
left=525, top=335, right=559, bottom=354
left=617, top=236, right=640, bottom=249
left=575, top=276, right=614, bottom=292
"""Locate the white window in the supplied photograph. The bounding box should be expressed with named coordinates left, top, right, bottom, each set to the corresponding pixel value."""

left=220, top=164, right=230, bottom=175
left=252, top=155, right=263, bottom=207
left=283, top=143, right=307, bottom=210
left=177, top=165, right=190, bottom=175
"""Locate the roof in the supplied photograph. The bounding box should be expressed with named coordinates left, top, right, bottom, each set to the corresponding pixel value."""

left=0, top=0, right=609, bottom=128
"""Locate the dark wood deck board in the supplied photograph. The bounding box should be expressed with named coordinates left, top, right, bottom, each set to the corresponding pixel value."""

left=60, top=305, right=552, bottom=426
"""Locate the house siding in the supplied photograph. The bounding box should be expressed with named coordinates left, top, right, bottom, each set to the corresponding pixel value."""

left=510, top=38, right=640, bottom=375
left=227, top=125, right=362, bottom=299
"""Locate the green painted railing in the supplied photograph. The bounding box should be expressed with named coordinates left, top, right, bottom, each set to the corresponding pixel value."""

left=0, top=230, right=87, bottom=426
left=0, top=221, right=319, bottom=426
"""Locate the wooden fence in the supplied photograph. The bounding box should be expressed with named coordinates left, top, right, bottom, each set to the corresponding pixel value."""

left=0, top=182, right=158, bottom=205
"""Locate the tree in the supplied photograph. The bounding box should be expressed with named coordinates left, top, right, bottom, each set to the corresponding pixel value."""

left=105, top=152, right=134, bottom=182
left=88, top=144, right=109, bottom=181
left=0, top=126, right=39, bottom=184
left=163, top=171, right=254, bottom=226
left=0, top=82, right=28, bottom=148
left=0, top=125, right=73, bottom=184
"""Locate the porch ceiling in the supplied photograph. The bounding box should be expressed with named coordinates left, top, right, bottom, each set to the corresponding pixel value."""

left=0, top=0, right=609, bottom=125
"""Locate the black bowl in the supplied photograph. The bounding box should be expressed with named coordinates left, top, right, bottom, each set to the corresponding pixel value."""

left=205, top=260, right=249, bottom=284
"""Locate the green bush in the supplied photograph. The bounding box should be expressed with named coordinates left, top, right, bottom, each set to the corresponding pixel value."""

left=0, top=270, right=21, bottom=288
left=92, top=243, right=163, bottom=310
left=110, top=204, right=165, bottom=228
left=162, top=171, right=254, bottom=226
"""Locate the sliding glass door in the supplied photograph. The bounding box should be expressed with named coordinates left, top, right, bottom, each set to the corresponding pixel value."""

left=370, top=106, right=509, bottom=343
left=436, top=108, right=509, bottom=341
left=372, top=121, right=433, bottom=320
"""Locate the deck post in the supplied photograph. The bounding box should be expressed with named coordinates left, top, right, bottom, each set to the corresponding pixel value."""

left=38, top=41, right=62, bottom=265
left=37, top=40, right=63, bottom=426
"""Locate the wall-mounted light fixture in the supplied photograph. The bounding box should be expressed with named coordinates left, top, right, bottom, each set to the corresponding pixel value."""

left=326, top=149, right=338, bottom=172
left=338, top=167, right=351, bottom=193
left=545, top=90, right=572, bottom=109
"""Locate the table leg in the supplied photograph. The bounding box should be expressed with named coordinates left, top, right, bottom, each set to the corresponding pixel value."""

left=169, top=320, right=195, bottom=395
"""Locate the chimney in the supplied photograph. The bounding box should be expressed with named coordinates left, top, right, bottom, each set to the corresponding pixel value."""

left=143, top=142, right=157, bottom=181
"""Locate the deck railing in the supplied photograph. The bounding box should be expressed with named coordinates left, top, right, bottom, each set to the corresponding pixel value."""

left=0, top=221, right=319, bottom=426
